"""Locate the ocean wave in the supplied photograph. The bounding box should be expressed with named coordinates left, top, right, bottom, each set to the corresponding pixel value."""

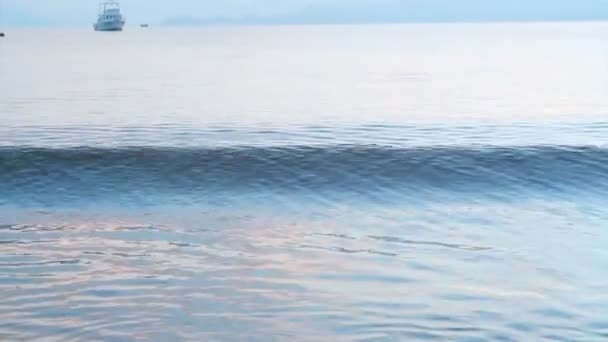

left=1, top=145, right=607, bottom=205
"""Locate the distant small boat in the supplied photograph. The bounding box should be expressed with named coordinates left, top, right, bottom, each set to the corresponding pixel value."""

left=0, top=33, right=5, bottom=37
left=94, top=1, right=125, bottom=31
left=140, top=24, right=149, bottom=28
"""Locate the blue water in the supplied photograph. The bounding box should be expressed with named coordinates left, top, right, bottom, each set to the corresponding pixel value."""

left=1, top=23, right=608, bottom=341
left=2, top=143, right=608, bottom=208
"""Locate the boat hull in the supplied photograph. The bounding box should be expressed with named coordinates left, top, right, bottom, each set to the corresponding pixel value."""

left=94, top=20, right=125, bottom=31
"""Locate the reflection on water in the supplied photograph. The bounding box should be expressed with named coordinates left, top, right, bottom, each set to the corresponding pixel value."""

left=2, top=202, right=608, bottom=340
left=2, top=23, right=608, bottom=127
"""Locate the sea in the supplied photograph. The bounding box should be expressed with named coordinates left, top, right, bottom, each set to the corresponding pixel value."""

left=1, top=22, right=608, bottom=341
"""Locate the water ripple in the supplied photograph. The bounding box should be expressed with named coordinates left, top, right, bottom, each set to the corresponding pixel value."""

left=0, top=206, right=605, bottom=340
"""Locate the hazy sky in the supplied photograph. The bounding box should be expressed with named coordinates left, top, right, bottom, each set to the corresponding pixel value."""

left=1, top=0, right=607, bottom=26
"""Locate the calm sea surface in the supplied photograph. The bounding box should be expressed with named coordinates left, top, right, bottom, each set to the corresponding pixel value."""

left=1, top=22, right=608, bottom=341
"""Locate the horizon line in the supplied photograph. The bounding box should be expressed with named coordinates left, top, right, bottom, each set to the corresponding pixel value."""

left=2, top=18, right=607, bottom=29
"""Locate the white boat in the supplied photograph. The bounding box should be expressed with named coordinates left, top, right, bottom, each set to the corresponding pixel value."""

left=94, top=1, right=125, bottom=31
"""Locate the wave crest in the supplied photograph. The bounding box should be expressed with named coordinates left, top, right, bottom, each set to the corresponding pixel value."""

left=1, top=145, right=607, bottom=205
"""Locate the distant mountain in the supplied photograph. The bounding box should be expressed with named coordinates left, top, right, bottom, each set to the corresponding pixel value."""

left=163, top=0, right=608, bottom=26
left=163, top=16, right=255, bottom=26
left=162, top=16, right=209, bottom=26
